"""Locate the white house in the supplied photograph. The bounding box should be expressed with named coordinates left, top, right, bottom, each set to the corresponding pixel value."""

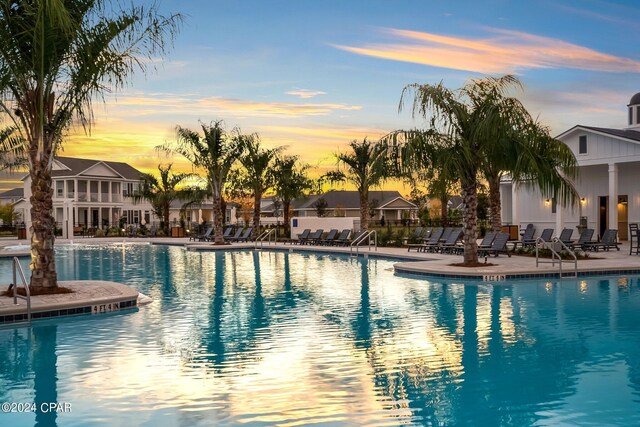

left=22, top=157, right=156, bottom=238
left=501, top=93, right=640, bottom=240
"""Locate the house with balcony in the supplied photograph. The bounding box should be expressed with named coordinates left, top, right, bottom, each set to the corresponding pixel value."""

left=22, top=157, right=155, bottom=238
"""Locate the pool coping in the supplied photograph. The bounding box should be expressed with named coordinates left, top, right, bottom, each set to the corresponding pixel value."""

left=0, top=280, right=140, bottom=325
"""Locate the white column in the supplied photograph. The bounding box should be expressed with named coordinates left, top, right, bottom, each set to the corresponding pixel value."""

left=555, top=200, right=564, bottom=235
left=511, top=183, right=520, bottom=228
left=608, top=162, right=618, bottom=232
left=98, top=207, right=102, bottom=228
left=65, top=201, right=73, bottom=239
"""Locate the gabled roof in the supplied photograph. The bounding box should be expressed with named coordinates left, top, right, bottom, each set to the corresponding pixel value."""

left=0, top=187, right=24, bottom=199
left=295, top=190, right=411, bottom=210
left=556, top=125, right=640, bottom=144
left=50, top=157, right=143, bottom=180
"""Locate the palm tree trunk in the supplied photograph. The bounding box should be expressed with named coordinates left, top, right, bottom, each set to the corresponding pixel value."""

left=283, top=200, right=291, bottom=237
left=163, top=202, right=170, bottom=235
left=212, top=195, right=225, bottom=244
left=488, top=175, right=502, bottom=232
left=461, top=178, right=479, bottom=265
left=360, top=189, right=370, bottom=230
left=29, top=164, right=58, bottom=289
left=440, top=196, right=448, bottom=227
left=253, top=191, right=262, bottom=239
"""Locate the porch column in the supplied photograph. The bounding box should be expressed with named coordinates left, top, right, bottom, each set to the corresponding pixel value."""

left=511, top=183, right=520, bottom=228
left=98, top=207, right=102, bottom=228
left=74, top=207, right=78, bottom=227
left=608, top=162, right=618, bottom=232
left=555, top=202, right=564, bottom=235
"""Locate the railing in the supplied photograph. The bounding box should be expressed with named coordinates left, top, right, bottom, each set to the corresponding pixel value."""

left=535, top=236, right=577, bottom=278
left=255, top=228, right=277, bottom=249
left=11, top=257, right=31, bottom=325
left=350, top=230, right=377, bottom=256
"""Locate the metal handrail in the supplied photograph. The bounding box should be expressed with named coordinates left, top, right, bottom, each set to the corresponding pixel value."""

left=255, top=228, right=277, bottom=249
left=350, top=230, right=377, bottom=256
left=535, top=236, right=578, bottom=278
left=12, top=257, right=31, bottom=324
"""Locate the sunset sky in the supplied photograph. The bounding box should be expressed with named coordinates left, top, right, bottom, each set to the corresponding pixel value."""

left=50, top=0, right=640, bottom=189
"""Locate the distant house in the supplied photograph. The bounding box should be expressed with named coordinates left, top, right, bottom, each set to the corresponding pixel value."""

left=0, top=187, right=26, bottom=225
left=168, top=199, right=238, bottom=227
left=501, top=92, right=640, bottom=240
left=21, top=156, right=155, bottom=238
left=293, top=190, right=417, bottom=224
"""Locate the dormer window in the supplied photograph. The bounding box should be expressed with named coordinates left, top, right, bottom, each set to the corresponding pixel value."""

left=630, top=107, right=633, bottom=126
left=579, top=135, right=587, bottom=154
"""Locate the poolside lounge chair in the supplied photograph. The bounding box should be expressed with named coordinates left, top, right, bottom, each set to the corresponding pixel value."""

left=333, top=229, right=351, bottom=246
left=405, top=226, right=423, bottom=244
left=234, top=227, right=253, bottom=242
left=630, top=224, right=640, bottom=255
left=539, top=228, right=554, bottom=243
left=320, top=229, right=339, bottom=245
left=478, top=232, right=511, bottom=258
left=514, top=224, right=536, bottom=248
left=569, top=228, right=594, bottom=251
left=225, top=227, right=243, bottom=242
left=342, top=229, right=366, bottom=246
left=191, top=226, right=213, bottom=242
left=583, top=229, right=620, bottom=251
left=558, top=228, right=574, bottom=245
left=478, top=231, right=497, bottom=250
left=305, top=229, right=324, bottom=245
left=439, top=228, right=463, bottom=254
left=293, top=229, right=311, bottom=245
left=421, top=228, right=444, bottom=253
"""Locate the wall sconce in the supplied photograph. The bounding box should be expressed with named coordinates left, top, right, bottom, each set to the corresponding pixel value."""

left=544, top=199, right=550, bottom=206
left=580, top=197, right=586, bottom=204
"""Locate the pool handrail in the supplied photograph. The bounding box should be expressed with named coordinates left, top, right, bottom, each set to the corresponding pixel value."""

left=255, top=228, right=277, bottom=249
left=12, top=256, right=31, bottom=324
left=535, top=236, right=577, bottom=278
left=350, top=229, right=377, bottom=256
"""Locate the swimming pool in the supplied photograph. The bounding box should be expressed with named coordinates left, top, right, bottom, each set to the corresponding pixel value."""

left=0, top=244, right=639, bottom=426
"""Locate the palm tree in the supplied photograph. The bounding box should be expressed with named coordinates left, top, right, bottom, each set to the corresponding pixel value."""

left=0, top=1, right=181, bottom=289
left=324, top=138, right=386, bottom=230
left=0, top=126, right=26, bottom=170
left=482, top=120, right=578, bottom=231
left=269, top=155, right=312, bottom=237
left=236, top=134, right=283, bottom=238
left=135, top=164, right=194, bottom=235
left=384, top=75, right=577, bottom=264
left=168, top=121, right=244, bottom=244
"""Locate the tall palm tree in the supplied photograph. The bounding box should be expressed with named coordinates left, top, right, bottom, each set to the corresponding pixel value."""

left=0, top=126, right=26, bottom=170
left=168, top=121, right=244, bottom=244
left=236, top=134, right=282, bottom=238
left=324, top=138, right=387, bottom=230
left=269, top=155, right=312, bottom=237
left=135, top=164, right=194, bottom=235
left=384, top=75, right=576, bottom=265
left=0, top=1, right=181, bottom=289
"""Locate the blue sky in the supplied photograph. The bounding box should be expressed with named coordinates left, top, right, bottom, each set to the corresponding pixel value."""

left=61, top=0, right=640, bottom=178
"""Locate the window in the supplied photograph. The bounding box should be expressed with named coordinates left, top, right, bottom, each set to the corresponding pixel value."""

left=551, top=198, right=557, bottom=214
left=630, top=107, right=634, bottom=126
left=636, top=106, right=640, bottom=125
left=55, top=181, right=64, bottom=198
left=578, top=135, right=587, bottom=154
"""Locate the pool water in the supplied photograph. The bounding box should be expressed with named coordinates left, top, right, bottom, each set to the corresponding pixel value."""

left=1, top=244, right=639, bottom=426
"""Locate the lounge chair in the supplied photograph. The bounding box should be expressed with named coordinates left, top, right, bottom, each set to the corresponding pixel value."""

left=343, top=230, right=366, bottom=246
left=439, top=228, right=463, bottom=254
left=225, top=227, right=243, bottom=242
left=234, top=227, right=253, bottom=242
left=320, top=229, right=339, bottom=245
left=294, top=229, right=311, bottom=245
left=333, top=229, right=351, bottom=246
left=558, top=228, right=574, bottom=245
left=478, top=231, right=497, bottom=250
left=630, top=224, right=640, bottom=255
left=421, top=228, right=444, bottom=253
left=514, top=224, right=536, bottom=248
left=405, top=226, right=423, bottom=244
left=305, top=229, right=323, bottom=245
left=583, top=229, right=620, bottom=251
left=539, top=228, right=554, bottom=243
left=478, top=232, right=511, bottom=258
left=569, top=228, right=594, bottom=251
left=191, top=226, right=213, bottom=242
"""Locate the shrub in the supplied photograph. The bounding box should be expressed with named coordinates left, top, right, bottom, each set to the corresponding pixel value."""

left=156, top=229, right=166, bottom=237
left=94, top=228, right=106, bottom=238
left=106, top=227, right=120, bottom=237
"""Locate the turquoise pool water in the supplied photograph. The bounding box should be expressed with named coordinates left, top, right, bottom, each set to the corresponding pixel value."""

left=0, top=244, right=639, bottom=426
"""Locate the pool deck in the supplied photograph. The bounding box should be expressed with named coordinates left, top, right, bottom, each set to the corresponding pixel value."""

left=0, top=236, right=639, bottom=324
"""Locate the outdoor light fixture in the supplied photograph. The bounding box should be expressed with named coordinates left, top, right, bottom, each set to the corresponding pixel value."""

left=580, top=198, right=586, bottom=204
left=545, top=199, right=550, bottom=205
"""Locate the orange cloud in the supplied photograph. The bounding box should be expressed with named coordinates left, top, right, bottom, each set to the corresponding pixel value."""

left=334, top=27, right=640, bottom=74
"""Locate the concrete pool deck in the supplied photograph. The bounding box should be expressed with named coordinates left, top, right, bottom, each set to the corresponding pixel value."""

left=0, top=235, right=639, bottom=324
